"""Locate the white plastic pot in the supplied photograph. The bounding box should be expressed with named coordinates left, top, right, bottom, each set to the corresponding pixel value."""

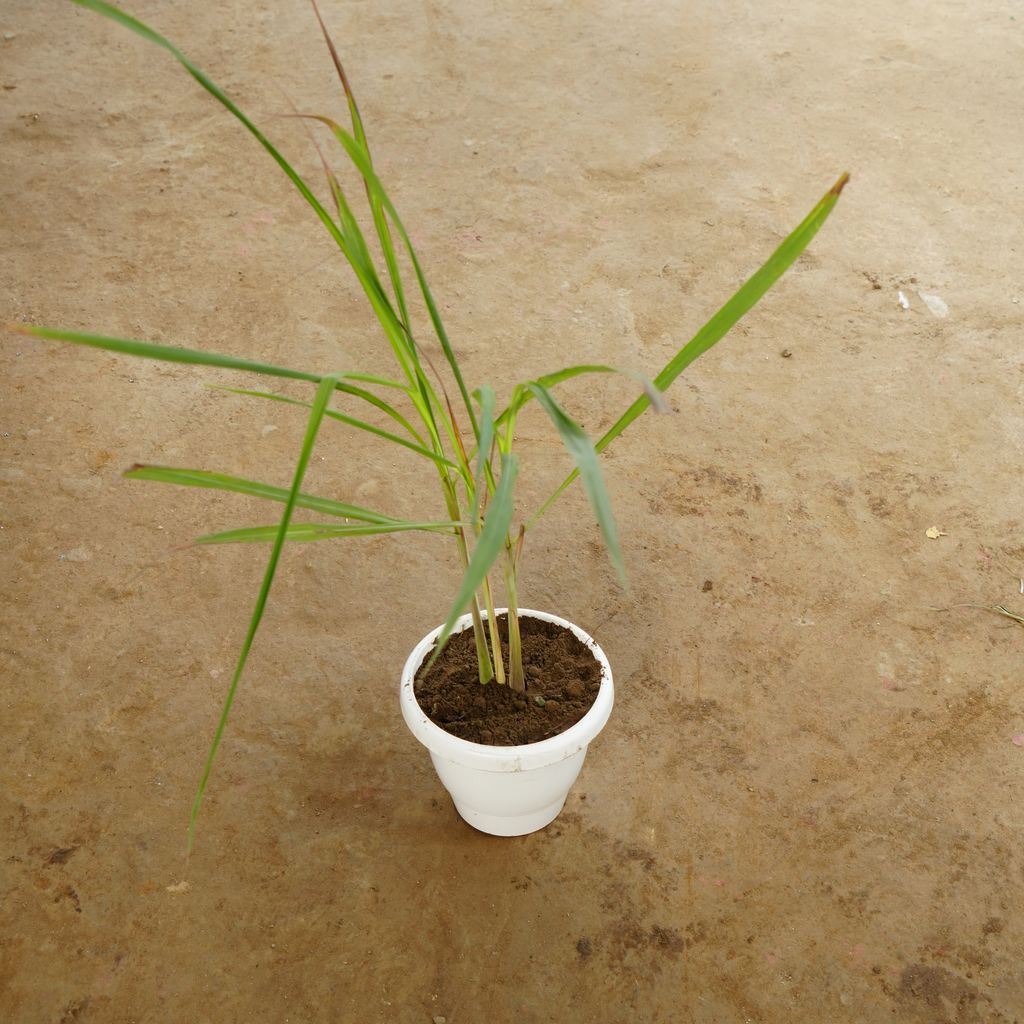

left=400, top=608, right=614, bottom=836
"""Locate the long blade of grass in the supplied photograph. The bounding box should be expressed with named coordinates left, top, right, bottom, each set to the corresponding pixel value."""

left=527, top=383, right=626, bottom=585
left=209, top=386, right=457, bottom=468
left=10, top=325, right=323, bottom=383
left=75, top=0, right=471, bottom=508
left=9, top=330, right=455, bottom=471
left=195, top=521, right=461, bottom=544
left=316, top=151, right=412, bottom=373
left=70, top=1, right=348, bottom=256
left=71, top=1, right=426, bottom=391
left=310, top=1, right=415, bottom=354
left=211, top=382, right=425, bottom=444
left=531, top=173, right=849, bottom=523
left=470, top=385, right=495, bottom=524
left=310, top=0, right=369, bottom=151
left=328, top=107, right=412, bottom=337
left=304, top=115, right=479, bottom=439
left=370, top=202, right=411, bottom=339
left=426, top=453, right=519, bottom=670
left=187, top=374, right=338, bottom=850
left=124, top=465, right=403, bottom=524
left=338, top=372, right=408, bottom=390
left=325, top=167, right=376, bottom=280
left=266, top=110, right=465, bottom=480
left=289, top=146, right=455, bottom=483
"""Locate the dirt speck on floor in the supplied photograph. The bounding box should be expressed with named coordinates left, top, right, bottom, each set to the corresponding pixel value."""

left=2, top=0, right=1023, bottom=1021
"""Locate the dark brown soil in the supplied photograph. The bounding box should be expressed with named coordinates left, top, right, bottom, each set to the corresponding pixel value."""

left=414, top=615, right=603, bottom=745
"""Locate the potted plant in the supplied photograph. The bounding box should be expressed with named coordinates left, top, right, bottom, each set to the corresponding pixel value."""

left=10, top=0, right=847, bottom=843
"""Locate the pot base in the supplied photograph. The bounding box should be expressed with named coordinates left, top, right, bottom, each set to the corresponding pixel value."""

left=453, top=794, right=567, bottom=836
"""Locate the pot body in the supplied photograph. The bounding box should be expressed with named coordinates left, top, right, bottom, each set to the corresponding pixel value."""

left=400, top=608, right=614, bottom=836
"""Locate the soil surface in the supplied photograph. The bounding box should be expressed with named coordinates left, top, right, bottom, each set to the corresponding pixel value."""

left=3, top=1, right=1024, bottom=1022
left=414, top=616, right=603, bottom=744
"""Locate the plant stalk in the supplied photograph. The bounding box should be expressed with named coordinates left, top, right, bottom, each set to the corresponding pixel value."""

left=503, top=542, right=525, bottom=692
left=480, top=575, right=506, bottom=686
left=441, top=482, right=493, bottom=683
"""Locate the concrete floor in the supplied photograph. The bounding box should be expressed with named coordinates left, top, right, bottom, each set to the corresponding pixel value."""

left=2, top=1, right=1022, bottom=1021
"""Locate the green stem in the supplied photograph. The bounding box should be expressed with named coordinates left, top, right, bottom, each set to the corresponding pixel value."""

left=481, top=576, right=506, bottom=686
left=503, top=542, right=525, bottom=693
left=442, top=481, right=493, bottom=683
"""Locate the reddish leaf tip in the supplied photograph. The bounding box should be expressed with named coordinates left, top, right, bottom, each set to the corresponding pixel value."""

left=830, top=172, right=851, bottom=197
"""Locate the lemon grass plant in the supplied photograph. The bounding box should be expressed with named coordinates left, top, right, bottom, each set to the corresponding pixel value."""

left=13, top=0, right=847, bottom=842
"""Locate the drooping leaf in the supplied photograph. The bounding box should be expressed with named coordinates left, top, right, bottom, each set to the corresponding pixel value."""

left=6, top=330, right=461, bottom=469
left=208, top=386, right=457, bottom=468
left=194, top=521, right=460, bottom=544
left=494, top=363, right=669, bottom=428
left=187, top=374, right=339, bottom=849
left=527, top=383, right=626, bottom=585
left=12, top=325, right=322, bottom=382
left=124, top=465, right=402, bottom=524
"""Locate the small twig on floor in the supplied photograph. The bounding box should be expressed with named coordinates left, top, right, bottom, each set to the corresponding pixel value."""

left=932, top=602, right=1024, bottom=628
left=992, top=604, right=1024, bottom=626
left=980, top=545, right=1024, bottom=595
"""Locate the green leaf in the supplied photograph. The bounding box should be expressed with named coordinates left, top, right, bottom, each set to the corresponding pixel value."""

left=71, top=0, right=478, bottom=477
left=310, top=0, right=405, bottom=327
left=70, top=1, right=426, bottom=394
left=68, top=0, right=458, bottom=465
left=338, top=372, right=408, bottom=391
left=304, top=118, right=472, bottom=466
left=13, top=326, right=323, bottom=383
left=208, top=386, right=457, bottom=468
left=535, top=364, right=619, bottom=388
left=495, top=364, right=668, bottom=428
left=187, top=374, right=339, bottom=850
left=210, top=381, right=423, bottom=442
left=124, top=465, right=402, bottom=524
left=70, top=0, right=346, bottom=252
left=532, top=173, right=849, bottom=522
left=304, top=115, right=479, bottom=440
left=307, top=6, right=414, bottom=341
left=194, top=521, right=460, bottom=545
left=471, top=385, right=495, bottom=523
left=427, top=453, right=519, bottom=670
left=602, top=175, right=849, bottom=448
left=325, top=167, right=376, bottom=280
left=527, top=383, right=626, bottom=585
left=310, top=0, right=372, bottom=158
left=9, top=330, right=461, bottom=470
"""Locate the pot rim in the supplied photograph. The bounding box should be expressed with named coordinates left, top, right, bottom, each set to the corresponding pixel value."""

left=400, top=608, right=614, bottom=773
